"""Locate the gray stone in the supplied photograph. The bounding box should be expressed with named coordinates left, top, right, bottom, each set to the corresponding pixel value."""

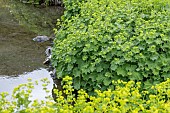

left=45, top=46, right=52, bottom=57
left=33, top=35, right=49, bottom=42
left=43, top=46, right=52, bottom=65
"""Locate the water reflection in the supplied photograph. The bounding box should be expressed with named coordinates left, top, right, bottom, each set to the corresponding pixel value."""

left=0, top=68, right=53, bottom=100
left=9, top=0, right=64, bottom=35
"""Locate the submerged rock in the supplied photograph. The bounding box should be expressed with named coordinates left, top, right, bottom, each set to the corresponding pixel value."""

left=33, top=35, right=49, bottom=42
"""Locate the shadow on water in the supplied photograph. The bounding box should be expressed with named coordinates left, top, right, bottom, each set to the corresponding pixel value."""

left=0, top=0, right=64, bottom=100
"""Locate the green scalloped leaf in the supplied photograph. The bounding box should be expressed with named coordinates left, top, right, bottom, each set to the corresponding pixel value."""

left=144, top=80, right=153, bottom=89
left=116, top=67, right=126, bottom=76
left=103, top=77, right=112, bottom=86
left=110, top=61, right=118, bottom=71
left=96, top=65, right=103, bottom=72
left=73, top=68, right=81, bottom=77
left=88, top=73, right=97, bottom=82
left=96, top=73, right=105, bottom=82
left=129, top=72, right=142, bottom=80
left=73, top=77, right=81, bottom=90
left=67, top=64, right=73, bottom=71
left=105, top=72, right=112, bottom=77
left=162, top=73, right=170, bottom=79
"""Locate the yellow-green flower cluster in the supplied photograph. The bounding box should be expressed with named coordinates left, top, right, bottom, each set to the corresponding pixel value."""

left=1, top=76, right=170, bottom=113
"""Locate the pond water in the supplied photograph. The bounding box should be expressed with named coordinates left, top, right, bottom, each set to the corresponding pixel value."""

left=0, top=0, right=64, bottom=100
left=0, top=68, right=53, bottom=100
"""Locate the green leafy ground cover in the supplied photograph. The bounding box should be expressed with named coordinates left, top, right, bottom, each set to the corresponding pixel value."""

left=52, top=0, right=170, bottom=94
left=1, top=0, right=170, bottom=112
left=1, top=76, right=170, bottom=112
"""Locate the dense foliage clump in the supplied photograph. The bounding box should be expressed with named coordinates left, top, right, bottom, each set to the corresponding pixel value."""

left=52, top=0, right=170, bottom=94
left=1, top=76, right=170, bottom=113
left=61, top=0, right=86, bottom=20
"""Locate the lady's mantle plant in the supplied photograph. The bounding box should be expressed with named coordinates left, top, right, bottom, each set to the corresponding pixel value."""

left=1, top=76, right=170, bottom=112
left=52, top=0, right=170, bottom=94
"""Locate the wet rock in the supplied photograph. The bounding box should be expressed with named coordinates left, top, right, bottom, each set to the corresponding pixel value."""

left=45, top=46, right=52, bottom=57
left=43, top=45, right=64, bottom=102
left=33, top=35, right=49, bottom=42
left=47, top=65, right=54, bottom=72
left=43, top=46, right=52, bottom=65
left=43, top=55, right=51, bottom=65
left=49, top=68, right=56, bottom=79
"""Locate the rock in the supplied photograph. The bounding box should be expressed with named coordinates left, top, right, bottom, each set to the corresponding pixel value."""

left=43, top=55, right=51, bottom=65
left=33, top=35, right=49, bottom=42
left=45, top=46, right=52, bottom=57
left=49, top=68, right=57, bottom=79
left=47, top=65, right=54, bottom=72
left=43, top=46, right=52, bottom=65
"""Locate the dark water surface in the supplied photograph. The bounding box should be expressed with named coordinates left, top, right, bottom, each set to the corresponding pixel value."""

left=0, top=0, right=64, bottom=75
left=0, top=0, right=64, bottom=100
